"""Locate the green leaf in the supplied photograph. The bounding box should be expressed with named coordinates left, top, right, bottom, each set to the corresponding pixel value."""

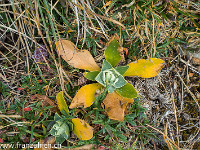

left=108, top=85, right=116, bottom=93
left=50, top=120, right=70, bottom=144
left=84, top=71, right=100, bottom=81
left=54, top=113, right=61, bottom=121
left=115, top=66, right=129, bottom=75
left=105, top=39, right=121, bottom=67
left=56, top=91, right=69, bottom=115
left=102, top=59, right=113, bottom=71
left=56, top=135, right=66, bottom=144
left=116, top=83, right=138, bottom=98
left=118, top=134, right=128, bottom=142
left=95, top=72, right=105, bottom=86
left=113, top=75, right=127, bottom=88
left=67, top=121, right=74, bottom=131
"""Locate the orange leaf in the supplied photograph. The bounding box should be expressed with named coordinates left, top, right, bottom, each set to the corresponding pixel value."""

left=103, top=92, right=134, bottom=122
left=69, top=83, right=102, bottom=108
left=124, top=58, right=165, bottom=78
left=72, top=118, right=93, bottom=140
left=57, top=40, right=100, bottom=71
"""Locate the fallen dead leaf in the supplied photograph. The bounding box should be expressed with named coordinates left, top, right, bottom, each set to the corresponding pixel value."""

left=107, top=34, right=121, bottom=46
left=30, top=94, right=57, bottom=112
left=34, top=136, right=56, bottom=150
left=58, top=40, right=100, bottom=71
left=103, top=92, right=134, bottom=122
left=189, top=73, right=194, bottom=77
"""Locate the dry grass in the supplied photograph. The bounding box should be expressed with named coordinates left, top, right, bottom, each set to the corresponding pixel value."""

left=0, top=0, right=200, bottom=149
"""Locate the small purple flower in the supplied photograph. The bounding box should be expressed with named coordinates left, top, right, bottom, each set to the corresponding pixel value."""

left=32, top=44, right=48, bottom=62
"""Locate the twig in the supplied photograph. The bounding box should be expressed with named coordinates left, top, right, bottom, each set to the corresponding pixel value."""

left=176, top=71, right=200, bottom=111
left=146, top=124, right=180, bottom=150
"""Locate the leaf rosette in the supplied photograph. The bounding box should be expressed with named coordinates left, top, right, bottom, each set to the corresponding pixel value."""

left=57, top=35, right=165, bottom=122
left=95, top=60, right=127, bottom=93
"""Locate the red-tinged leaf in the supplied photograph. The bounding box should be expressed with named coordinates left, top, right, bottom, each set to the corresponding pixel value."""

left=24, top=107, right=32, bottom=111
left=17, top=86, right=28, bottom=90
left=0, top=138, right=3, bottom=143
left=38, top=80, right=42, bottom=83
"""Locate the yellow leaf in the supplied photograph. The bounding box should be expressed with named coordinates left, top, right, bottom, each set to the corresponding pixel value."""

left=72, top=118, right=93, bottom=140
left=56, top=91, right=69, bottom=115
left=69, top=83, right=102, bottom=108
left=124, top=58, right=165, bottom=78
left=103, top=92, right=134, bottom=122
left=57, top=40, right=100, bottom=71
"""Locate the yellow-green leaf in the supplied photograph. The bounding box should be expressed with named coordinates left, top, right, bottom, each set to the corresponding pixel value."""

left=116, top=83, right=138, bottom=99
left=123, top=58, right=165, bottom=78
left=69, top=83, right=102, bottom=108
left=105, top=38, right=121, bottom=67
left=57, top=40, right=100, bottom=71
left=83, top=71, right=100, bottom=81
left=56, top=91, right=69, bottom=115
left=72, top=118, right=93, bottom=140
left=103, top=92, right=134, bottom=122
